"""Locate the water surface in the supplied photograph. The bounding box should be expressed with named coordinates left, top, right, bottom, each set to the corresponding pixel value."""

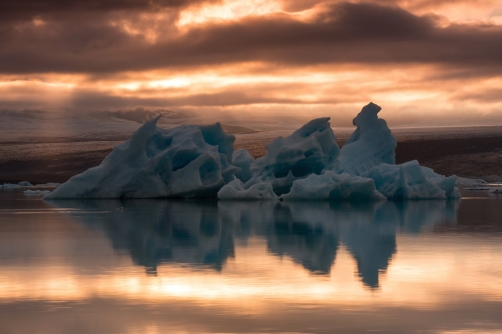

left=1, top=190, right=502, bottom=333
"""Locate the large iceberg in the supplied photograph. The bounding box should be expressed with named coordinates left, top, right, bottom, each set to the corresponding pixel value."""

left=46, top=102, right=461, bottom=200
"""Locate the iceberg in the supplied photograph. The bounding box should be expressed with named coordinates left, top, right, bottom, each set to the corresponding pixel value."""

left=45, top=102, right=461, bottom=200
left=46, top=116, right=238, bottom=199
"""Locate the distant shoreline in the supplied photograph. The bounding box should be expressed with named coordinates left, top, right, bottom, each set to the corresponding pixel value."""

left=1, top=135, right=501, bottom=184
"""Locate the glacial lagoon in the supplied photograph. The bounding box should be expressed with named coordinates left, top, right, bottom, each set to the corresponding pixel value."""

left=1, top=190, right=502, bottom=333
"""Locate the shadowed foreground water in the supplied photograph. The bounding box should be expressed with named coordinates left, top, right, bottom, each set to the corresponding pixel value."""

left=1, top=190, right=502, bottom=333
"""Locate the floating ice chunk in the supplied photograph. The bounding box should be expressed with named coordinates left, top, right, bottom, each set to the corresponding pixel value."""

left=281, top=171, right=385, bottom=201
left=2, top=183, right=21, bottom=189
left=46, top=117, right=238, bottom=199
left=338, top=103, right=396, bottom=176
left=18, top=181, right=33, bottom=186
left=363, top=160, right=460, bottom=199
left=480, top=175, right=502, bottom=182
left=218, top=179, right=277, bottom=200
left=455, top=177, right=487, bottom=187
left=232, top=148, right=255, bottom=183
left=244, top=117, right=340, bottom=196
left=24, top=189, right=51, bottom=195
left=489, top=187, right=502, bottom=194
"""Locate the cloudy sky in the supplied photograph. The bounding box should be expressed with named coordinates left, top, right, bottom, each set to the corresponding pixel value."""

left=2, top=0, right=502, bottom=126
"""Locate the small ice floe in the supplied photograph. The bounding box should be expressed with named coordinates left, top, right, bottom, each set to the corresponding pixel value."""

left=2, top=183, right=21, bottom=189
left=456, top=177, right=487, bottom=187
left=458, top=177, right=502, bottom=196
left=18, top=181, right=33, bottom=186
left=489, top=188, right=502, bottom=194
left=24, top=189, right=51, bottom=195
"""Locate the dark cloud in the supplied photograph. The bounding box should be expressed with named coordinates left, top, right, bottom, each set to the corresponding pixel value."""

left=0, top=0, right=216, bottom=21
left=1, top=2, right=502, bottom=75
left=281, top=0, right=496, bottom=12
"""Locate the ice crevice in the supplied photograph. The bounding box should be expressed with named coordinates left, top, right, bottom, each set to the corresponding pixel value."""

left=45, top=103, right=461, bottom=200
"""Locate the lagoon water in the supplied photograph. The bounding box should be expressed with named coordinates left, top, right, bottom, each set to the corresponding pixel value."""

left=1, top=190, right=502, bottom=333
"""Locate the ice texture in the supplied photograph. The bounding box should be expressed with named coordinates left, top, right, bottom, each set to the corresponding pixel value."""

left=231, top=148, right=255, bottom=183
left=242, top=117, right=340, bottom=196
left=338, top=102, right=396, bottom=176
left=45, top=102, right=461, bottom=200
left=363, top=161, right=460, bottom=199
left=280, top=171, right=385, bottom=201
left=218, top=179, right=278, bottom=200
left=46, top=116, right=238, bottom=199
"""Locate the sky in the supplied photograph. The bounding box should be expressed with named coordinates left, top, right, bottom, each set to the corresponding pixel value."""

left=1, top=0, right=502, bottom=126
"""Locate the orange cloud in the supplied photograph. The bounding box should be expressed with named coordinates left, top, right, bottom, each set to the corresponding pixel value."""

left=0, top=0, right=501, bottom=126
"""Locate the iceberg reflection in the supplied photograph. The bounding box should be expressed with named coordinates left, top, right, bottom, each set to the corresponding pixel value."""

left=48, top=199, right=459, bottom=288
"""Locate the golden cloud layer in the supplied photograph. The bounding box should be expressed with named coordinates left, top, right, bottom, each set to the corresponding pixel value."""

left=0, top=0, right=501, bottom=125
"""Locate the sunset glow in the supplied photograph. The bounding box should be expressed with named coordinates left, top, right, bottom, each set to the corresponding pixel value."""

left=1, top=0, right=502, bottom=125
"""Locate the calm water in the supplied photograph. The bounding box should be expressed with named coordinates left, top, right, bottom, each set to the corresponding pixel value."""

left=1, top=190, right=502, bottom=333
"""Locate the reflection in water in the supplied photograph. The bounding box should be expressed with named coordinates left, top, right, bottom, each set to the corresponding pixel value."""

left=4, top=193, right=502, bottom=334
left=49, top=199, right=458, bottom=288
